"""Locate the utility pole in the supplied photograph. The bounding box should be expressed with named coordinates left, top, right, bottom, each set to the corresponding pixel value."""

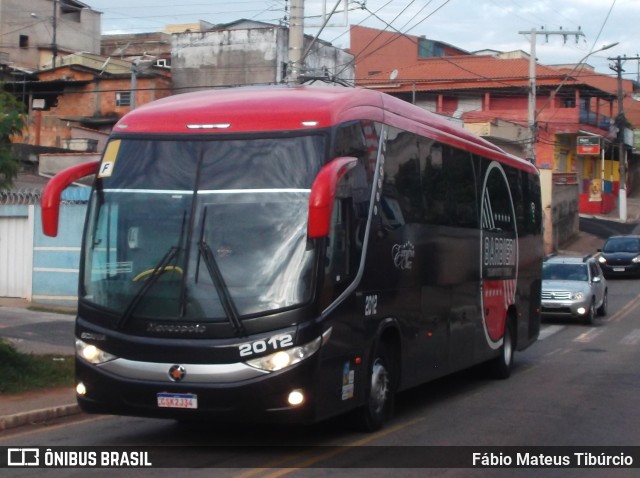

left=52, top=0, right=58, bottom=68
left=609, top=54, right=640, bottom=222
left=519, top=28, right=585, bottom=164
left=130, top=61, right=138, bottom=110
left=287, top=0, right=304, bottom=84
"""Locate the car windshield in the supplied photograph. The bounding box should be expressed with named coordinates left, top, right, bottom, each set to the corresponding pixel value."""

left=602, top=238, right=640, bottom=253
left=81, top=135, right=326, bottom=323
left=542, top=263, right=588, bottom=281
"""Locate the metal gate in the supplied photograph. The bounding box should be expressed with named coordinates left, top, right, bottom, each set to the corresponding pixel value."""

left=0, top=207, right=33, bottom=299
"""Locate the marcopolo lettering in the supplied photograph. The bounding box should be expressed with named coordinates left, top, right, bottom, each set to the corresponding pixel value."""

left=146, top=323, right=207, bottom=334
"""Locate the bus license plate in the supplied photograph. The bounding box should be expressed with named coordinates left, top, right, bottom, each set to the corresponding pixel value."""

left=157, top=393, right=198, bottom=409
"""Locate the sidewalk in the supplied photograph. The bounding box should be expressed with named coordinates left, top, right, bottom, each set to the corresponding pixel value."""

left=0, top=298, right=79, bottom=432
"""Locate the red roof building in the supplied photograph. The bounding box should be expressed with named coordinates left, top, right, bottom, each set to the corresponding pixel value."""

left=358, top=52, right=633, bottom=214
left=349, top=25, right=469, bottom=80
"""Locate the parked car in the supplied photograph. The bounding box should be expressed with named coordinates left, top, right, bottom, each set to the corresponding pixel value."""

left=541, top=255, right=608, bottom=324
left=597, top=235, right=640, bottom=278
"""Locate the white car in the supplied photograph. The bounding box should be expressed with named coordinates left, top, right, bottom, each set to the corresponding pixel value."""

left=541, top=255, right=608, bottom=324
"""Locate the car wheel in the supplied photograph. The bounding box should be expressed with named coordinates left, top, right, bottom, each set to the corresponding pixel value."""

left=355, top=341, right=395, bottom=432
left=584, top=299, right=595, bottom=325
left=597, top=290, right=608, bottom=316
left=489, top=318, right=514, bottom=379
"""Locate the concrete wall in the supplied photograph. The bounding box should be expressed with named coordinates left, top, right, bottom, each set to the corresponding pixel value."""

left=39, top=152, right=101, bottom=177
left=171, top=25, right=354, bottom=91
left=31, top=203, right=86, bottom=306
left=172, top=28, right=282, bottom=90
left=540, top=169, right=580, bottom=254
left=0, top=0, right=101, bottom=69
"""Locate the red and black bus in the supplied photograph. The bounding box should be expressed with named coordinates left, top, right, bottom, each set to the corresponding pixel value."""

left=42, top=86, right=543, bottom=431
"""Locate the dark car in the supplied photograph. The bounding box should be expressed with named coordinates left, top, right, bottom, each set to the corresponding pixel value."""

left=598, top=235, right=640, bottom=278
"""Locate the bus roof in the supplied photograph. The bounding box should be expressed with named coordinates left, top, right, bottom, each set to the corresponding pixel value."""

left=114, top=85, right=537, bottom=174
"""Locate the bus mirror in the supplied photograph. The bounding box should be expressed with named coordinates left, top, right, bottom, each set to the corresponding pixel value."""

left=41, top=161, right=100, bottom=237
left=308, top=156, right=358, bottom=238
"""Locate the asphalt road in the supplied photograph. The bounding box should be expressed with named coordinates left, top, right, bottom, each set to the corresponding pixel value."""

left=2, top=273, right=639, bottom=477
left=0, top=307, right=74, bottom=355
left=579, top=216, right=640, bottom=240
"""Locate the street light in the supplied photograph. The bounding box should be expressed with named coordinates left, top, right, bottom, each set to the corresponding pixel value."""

left=29, top=0, right=58, bottom=68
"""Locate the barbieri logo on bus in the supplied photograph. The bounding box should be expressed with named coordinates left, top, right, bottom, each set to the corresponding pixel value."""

left=480, top=162, right=519, bottom=349
left=146, top=323, right=207, bottom=334
left=392, top=241, right=415, bottom=270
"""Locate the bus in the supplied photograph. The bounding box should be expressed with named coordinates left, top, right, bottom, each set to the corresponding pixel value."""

left=42, top=85, right=543, bottom=431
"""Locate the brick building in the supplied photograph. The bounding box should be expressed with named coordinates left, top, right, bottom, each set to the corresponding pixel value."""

left=349, top=25, right=468, bottom=81
left=16, top=54, right=171, bottom=151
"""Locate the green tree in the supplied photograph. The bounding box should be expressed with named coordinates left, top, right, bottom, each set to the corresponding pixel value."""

left=0, top=89, right=25, bottom=190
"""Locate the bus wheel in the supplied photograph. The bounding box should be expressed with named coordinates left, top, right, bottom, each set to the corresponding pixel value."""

left=489, top=319, right=514, bottom=379
left=356, top=341, right=394, bottom=432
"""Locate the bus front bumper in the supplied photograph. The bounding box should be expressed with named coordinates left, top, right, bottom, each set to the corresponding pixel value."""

left=75, top=356, right=320, bottom=424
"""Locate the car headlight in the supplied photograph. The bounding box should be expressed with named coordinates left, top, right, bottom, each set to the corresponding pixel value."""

left=633, top=256, right=640, bottom=264
left=572, top=292, right=585, bottom=300
left=598, top=256, right=606, bottom=264
left=246, top=335, right=325, bottom=372
left=76, top=339, right=117, bottom=364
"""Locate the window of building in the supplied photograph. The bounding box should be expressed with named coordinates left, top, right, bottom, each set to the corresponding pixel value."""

left=116, top=91, right=131, bottom=107
left=61, top=0, right=82, bottom=22
left=418, top=38, right=444, bottom=59
left=19, top=35, right=29, bottom=48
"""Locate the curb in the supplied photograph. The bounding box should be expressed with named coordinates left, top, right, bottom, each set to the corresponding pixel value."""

left=0, top=403, right=81, bottom=432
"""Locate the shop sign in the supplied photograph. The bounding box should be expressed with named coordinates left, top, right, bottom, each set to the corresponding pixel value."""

left=577, top=136, right=600, bottom=155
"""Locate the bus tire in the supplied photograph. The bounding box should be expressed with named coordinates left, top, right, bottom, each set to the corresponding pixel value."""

left=355, top=341, right=394, bottom=432
left=489, top=318, right=514, bottom=380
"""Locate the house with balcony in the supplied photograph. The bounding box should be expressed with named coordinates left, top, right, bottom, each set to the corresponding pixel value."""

left=358, top=54, right=625, bottom=216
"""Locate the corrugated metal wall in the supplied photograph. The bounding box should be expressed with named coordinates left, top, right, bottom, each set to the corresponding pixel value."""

left=1, top=199, right=86, bottom=306
left=0, top=205, right=34, bottom=299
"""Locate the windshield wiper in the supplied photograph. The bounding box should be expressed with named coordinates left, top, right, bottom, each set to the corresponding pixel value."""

left=196, top=206, right=246, bottom=336
left=116, top=245, right=180, bottom=329
left=198, top=240, right=246, bottom=336
left=116, top=211, right=188, bottom=329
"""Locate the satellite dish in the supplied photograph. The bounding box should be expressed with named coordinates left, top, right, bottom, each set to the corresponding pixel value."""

left=389, top=69, right=399, bottom=80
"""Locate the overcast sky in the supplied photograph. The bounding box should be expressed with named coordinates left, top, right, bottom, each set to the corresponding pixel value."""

left=86, top=0, right=638, bottom=79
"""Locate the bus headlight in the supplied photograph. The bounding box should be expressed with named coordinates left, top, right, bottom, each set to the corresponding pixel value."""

left=246, top=336, right=322, bottom=372
left=75, top=339, right=117, bottom=364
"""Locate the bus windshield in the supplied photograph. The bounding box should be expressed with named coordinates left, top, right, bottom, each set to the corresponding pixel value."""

left=81, top=135, right=326, bottom=323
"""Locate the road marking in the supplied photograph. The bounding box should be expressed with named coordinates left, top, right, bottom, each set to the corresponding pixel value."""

left=234, top=416, right=426, bottom=478
left=573, top=328, right=603, bottom=343
left=538, top=325, right=565, bottom=340
left=620, top=329, right=640, bottom=345
left=606, top=292, right=640, bottom=323
left=0, top=415, right=109, bottom=442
